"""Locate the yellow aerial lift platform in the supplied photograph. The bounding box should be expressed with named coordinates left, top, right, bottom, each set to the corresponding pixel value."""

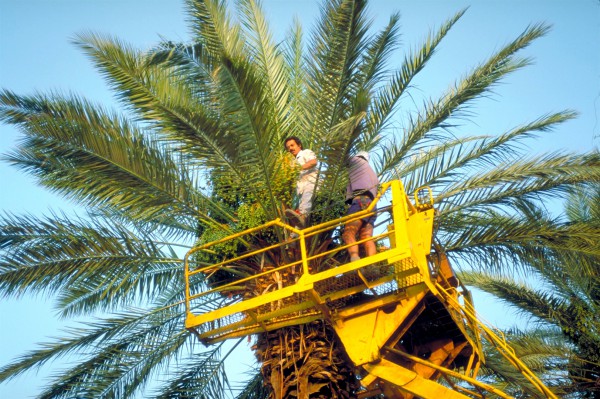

left=184, top=180, right=557, bottom=399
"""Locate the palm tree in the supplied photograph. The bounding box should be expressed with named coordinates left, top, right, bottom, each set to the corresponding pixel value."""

left=1, top=0, right=599, bottom=397
left=461, top=183, right=600, bottom=398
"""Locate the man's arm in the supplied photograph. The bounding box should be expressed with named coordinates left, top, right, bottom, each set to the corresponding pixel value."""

left=302, top=158, right=317, bottom=170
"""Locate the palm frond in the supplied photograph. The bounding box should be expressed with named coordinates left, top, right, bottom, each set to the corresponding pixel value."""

left=0, top=212, right=180, bottom=313
left=389, top=134, right=486, bottom=193
left=154, top=341, right=234, bottom=399
left=75, top=33, right=241, bottom=172
left=365, top=9, right=465, bottom=152
left=0, top=306, right=176, bottom=379
left=187, top=0, right=244, bottom=57
left=403, top=111, right=577, bottom=193
left=238, top=0, right=291, bottom=141
left=439, top=152, right=600, bottom=215
left=478, top=327, right=575, bottom=398
left=234, top=370, right=270, bottom=399
left=461, top=271, right=569, bottom=318
left=463, top=268, right=600, bottom=396
left=305, top=0, right=369, bottom=141
left=0, top=90, right=233, bottom=229
left=380, top=23, right=551, bottom=177
left=442, top=204, right=600, bottom=273
left=146, top=40, right=215, bottom=90
left=37, top=312, right=189, bottom=399
left=282, top=18, right=309, bottom=140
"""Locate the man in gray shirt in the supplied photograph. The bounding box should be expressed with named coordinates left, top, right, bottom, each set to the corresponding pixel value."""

left=343, top=151, right=379, bottom=262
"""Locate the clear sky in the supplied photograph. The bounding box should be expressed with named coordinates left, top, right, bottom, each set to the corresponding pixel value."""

left=1, top=0, right=599, bottom=397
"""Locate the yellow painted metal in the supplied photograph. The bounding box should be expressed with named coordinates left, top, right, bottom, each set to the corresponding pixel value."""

left=414, top=185, right=434, bottom=210
left=363, top=358, right=472, bottom=399
left=383, top=347, right=514, bottom=399
left=183, top=179, right=558, bottom=399
left=334, top=285, right=429, bottom=365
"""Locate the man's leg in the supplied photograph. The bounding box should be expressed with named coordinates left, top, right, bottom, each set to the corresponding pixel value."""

left=287, top=185, right=313, bottom=228
left=297, top=185, right=314, bottom=216
left=286, top=185, right=309, bottom=228
left=359, top=223, right=376, bottom=257
left=343, top=219, right=362, bottom=262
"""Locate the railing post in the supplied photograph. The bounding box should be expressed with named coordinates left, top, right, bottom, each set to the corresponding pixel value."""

left=299, top=232, right=310, bottom=275
left=390, top=180, right=410, bottom=254
left=184, top=253, right=190, bottom=317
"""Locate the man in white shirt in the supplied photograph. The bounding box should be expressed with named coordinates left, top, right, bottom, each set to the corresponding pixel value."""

left=284, top=136, right=318, bottom=228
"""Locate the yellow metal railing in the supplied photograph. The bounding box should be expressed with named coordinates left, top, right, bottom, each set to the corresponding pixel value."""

left=184, top=180, right=434, bottom=342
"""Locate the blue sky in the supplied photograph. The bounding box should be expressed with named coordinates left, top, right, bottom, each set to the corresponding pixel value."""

left=1, top=0, right=599, bottom=397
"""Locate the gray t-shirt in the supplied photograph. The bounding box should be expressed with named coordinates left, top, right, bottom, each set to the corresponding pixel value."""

left=346, top=156, right=379, bottom=201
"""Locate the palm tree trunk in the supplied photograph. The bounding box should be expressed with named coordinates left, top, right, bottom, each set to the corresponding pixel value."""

left=254, top=321, right=360, bottom=399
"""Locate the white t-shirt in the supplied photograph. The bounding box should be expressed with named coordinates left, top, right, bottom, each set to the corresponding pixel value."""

left=295, top=149, right=318, bottom=187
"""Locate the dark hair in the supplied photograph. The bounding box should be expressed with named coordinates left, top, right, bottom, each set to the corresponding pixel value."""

left=284, top=136, right=303, bottom=149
